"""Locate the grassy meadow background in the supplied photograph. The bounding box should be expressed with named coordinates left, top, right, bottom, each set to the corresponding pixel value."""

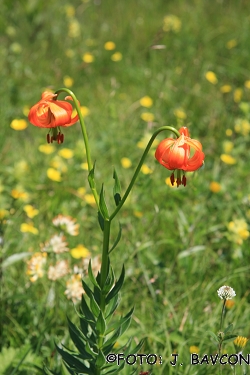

left=1, top=0, right=250, bottom=373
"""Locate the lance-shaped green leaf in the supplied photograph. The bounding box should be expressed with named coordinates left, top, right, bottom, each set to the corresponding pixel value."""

left=96, top=349, right=106, bottom=368
left=123, top=338, right=144, bottom=357
left=55, top=344, right=92, bottom=373
left=102, top=327, right=122, bottom=351
left=223, top=334, right=238, bottom=343
left=109, top=223, right=122, bottom=254
left=88, top=260, right=101, bottom=289
left=85, top=341, right=98, bottom=357
left=79, top=316, right=96, bottom=345
left=80, top=294, right=95, bottom=323
left=105, top=293, right=120, bottom=320
left=103, top=265, right=115, bottom=294
left=106, top=265, right=125, bottom=304
left=82, top=279, right=94, bottom=299
left=90, top=294, right=101, bottom=318
left=98, top=211, right=104, bottom=231
left=101, top=366, right=124, bottom=375
left=99, top=184, right=109, bottom=220
left=67, top=317, right=92, bottom=358
left=96, top=310, right=106, bottom=336
left=43, top=365, right=58, bottom=375
left=207, top=331, right=219, bottom=343
left=63, top=362, right=82, bottom=375
left=224, top=323, right=234, bottom=335
left=101, top=361, right=126, bottom=375
left=88, top=161, right=96, bottom=189
left=105, top=307, right=134, bottom=335
left=113, top=169, right=122, bottom=206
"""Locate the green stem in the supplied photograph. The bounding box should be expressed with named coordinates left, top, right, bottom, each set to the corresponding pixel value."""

left=218, top=300, right=226, bottom=375
left=109, top=126, right=180, bottom=221
left=100, top=219, right=111, bottom=307
left=220, top=299, right=226, bottom=331
left=54, top=88, right=99, bottom=207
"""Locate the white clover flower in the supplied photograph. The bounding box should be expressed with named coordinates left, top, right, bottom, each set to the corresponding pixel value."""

left=52, top=214, right=79, bottom=236
left=217, top=285, right=236, bottom=300
left=41, top=233, right=69, bottom=254
left=48, top=260, right=69, bottom=281
left=64, top=274, right=84, bottom=303
left=26, top=252, right=47, bottom=282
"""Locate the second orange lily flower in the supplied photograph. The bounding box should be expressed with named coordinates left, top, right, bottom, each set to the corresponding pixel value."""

left=155, top=127, right=205, bottom=187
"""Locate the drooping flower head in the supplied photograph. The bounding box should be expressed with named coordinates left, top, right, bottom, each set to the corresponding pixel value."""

left=28, top=91, right=79, bottom=143
left=217, top=285, right=236, bottom=300
left=155, top=127, right=204, bottom=187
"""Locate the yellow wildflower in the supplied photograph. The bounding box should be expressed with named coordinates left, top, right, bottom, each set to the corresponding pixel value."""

left=82, top=52, right=94, bottom=63
left=139, top=96, right=153, bottom=108
left=220, top=154, right=236, bottom=165
left=163, top=15, right=181, bottom=33
left=225, top=300, right=235, bottom=309
left=133, top=211, right=143, bottom=218
left=104, top=41, right=116, bottom=50
left=140, top=112, right=155, bottom=122
left=174, top=108, right=187, bottom=120
left=121, top=157, right=132, bottom=169
left=20, top=222, right=38, bottom=235
left=234, top=88, right=243, bottom=103
left=65, top=49, right=75, bottom=58
left=0, top=209, right=8, bottom=219
left=165, top=177, right=177, bottom=188
left=234, top=336, right=248, bottom=350
left=220, top=85, right=232, bottom=93
left=10, top=43, right=22, bottom=54
left=68, top=19, right=81, bottom=38
left=223, top=141, right=234, bottom=154
left=244, top=80, right=250, bottom=89
left=226, top=129, right=233, bottom=136
left=58, top=148, right=74, bottom=159
left=22, top=105, right=30, bottom=116
left=111, top=52, right=122, bottom=61
left=228, top=219, right=249, bottom=245
left=10, top=119, right=28, bottom=131
left=71, top=244, right=90, bottom=259
left=81, top=162, right=88, bottom=170
left=38, top=144, right=55, bottom=154
left=226, top=39, right=237, bottom=49
left=141, top=164, right=153, bottom=175
left=209, top=182, right=221, bottom=193
left=189, top=346, right=199, bottom=354
left=137, top=133, right=159, bottom=149
left=23, top=205, right=39, bottom=218
left=47, top=168, right=62, bottom=182
left=77, top=187, right=86, bottom=197
left=63, top=76, right=74, bottom=88
left=65, top=5, right=75, bottom=18
left=11, top=189, right=29, bottom=200
left=205, top=71, right=218, bottom=85
left=50, top=156, right=68, bottom=172
left=84, top=194, right=96, bottom=206
left=234, top=119, right=250, bottom=135
left=72, top=106, right=90, bottom=118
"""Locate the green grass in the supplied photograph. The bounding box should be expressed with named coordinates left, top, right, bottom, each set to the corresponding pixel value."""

left=1, top=0, right=250, bottom=374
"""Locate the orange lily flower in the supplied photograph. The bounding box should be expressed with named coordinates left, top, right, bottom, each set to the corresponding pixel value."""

left=155, top=127, right=204, bottom=187
left=28, top=91, right=79, bottom=143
